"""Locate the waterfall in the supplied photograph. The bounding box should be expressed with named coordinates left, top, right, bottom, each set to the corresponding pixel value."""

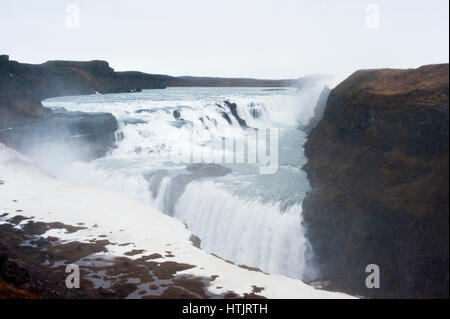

left=174, top=180, right=317, bottom=280
left=42, top=83, right=332, bottom=281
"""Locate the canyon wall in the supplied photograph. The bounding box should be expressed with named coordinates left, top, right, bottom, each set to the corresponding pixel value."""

left=302, top=64, right=449, bottom=298
left=0, top=55, right=133, bottom=159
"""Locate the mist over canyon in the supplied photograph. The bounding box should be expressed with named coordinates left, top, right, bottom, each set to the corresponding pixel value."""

left=0, top=55, right=448, bottom=299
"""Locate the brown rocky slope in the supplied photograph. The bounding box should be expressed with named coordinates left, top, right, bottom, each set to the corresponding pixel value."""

left=302, top=63, right=449, bottom=298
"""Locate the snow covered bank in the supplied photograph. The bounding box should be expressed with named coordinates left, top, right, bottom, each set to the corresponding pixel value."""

left=0, top=143, right=354, bottom=299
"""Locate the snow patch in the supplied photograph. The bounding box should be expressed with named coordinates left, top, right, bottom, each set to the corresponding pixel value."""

left=0, top=143, right=354, bottom=299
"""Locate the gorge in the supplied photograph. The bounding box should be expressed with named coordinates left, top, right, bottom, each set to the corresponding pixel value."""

left=303, top=64, right=449, bottom=298
left=1, top=55, right=448, bottom=299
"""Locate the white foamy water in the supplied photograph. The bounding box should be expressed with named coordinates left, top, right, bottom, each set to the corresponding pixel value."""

left=42, top=84, right=331, bottom=281
left=0, top=143, right=354, bottom=298
left=174, top=180, right=313, bottom=279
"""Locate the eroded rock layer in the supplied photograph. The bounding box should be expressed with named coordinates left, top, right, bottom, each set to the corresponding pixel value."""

left=302, top=64, right=449, bottom=298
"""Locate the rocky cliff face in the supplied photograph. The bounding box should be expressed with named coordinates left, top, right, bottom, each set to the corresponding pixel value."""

left=2, top=108, right=118, bottom=161
left=302, top=64, right=449, bottom=298
left=0, top=56, right=134, bottom=159
left=0, top=56, right=171, bottom=102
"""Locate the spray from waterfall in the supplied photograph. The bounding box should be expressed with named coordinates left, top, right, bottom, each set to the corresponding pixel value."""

left=39, top=82, right=334, bottom=280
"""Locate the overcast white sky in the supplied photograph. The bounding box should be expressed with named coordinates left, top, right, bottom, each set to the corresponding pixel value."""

left=1, top=0, right=449, bottom=79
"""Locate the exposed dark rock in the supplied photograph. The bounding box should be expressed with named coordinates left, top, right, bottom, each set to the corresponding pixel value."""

left=224, top=101, right=248, bottom=128
left=0, top=55, right=9, bottom=64
left=0, top=244, right=31, bottom=288
left=135, top=108, right=157, bottom=114
left=249, top=102, right=261, bottom=118
left=0, top=56, right=303, bottom=149
left=1, top=107, right=118, bottom=161
left=173, top=109, right=181, bottom=119
left=0, top=57, right=169, bottom=103
left=0, top=57, right=148, bottom=160
left=302, top=63, right=449, bottom=298
left=1, top=258, right=31, bottom=287
left=116, top=131, right=124, bottom=141
left=1, top=219, right=250, bottom=299
left=189, top=235, right=202, bottom=249
left=122, top=118, right=148, bottom=125
left=221, top=112, right=232, bottom=125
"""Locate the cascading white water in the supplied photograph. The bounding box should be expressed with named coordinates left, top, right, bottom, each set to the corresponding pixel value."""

left=173, top=180, right=317, bottom=279
left=42, top=83, right=331, bottom=281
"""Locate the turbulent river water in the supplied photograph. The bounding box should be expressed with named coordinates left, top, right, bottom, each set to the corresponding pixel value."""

left=42, top=84, right=329, bottom=281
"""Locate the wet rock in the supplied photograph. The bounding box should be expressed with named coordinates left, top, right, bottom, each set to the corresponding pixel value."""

left=1, top=108, right=118, bottom=161
left=302, top=63, right=449, bottom=298
left=0, top=57, right=174, bottom=160
left=224, top=101, right=248, bottom=128
left=221, top=112, right=232, bottom=125
left=173, top=109, right=182, bottom=119
left=189, top=235, right=201, bottom=249
left=0, top=55, right=8, bottom=64
left=122, top=118, right=148, bottom=125
left=249, top=103, right=261, bottom=118
left=135, top=108, right=157, bottom=114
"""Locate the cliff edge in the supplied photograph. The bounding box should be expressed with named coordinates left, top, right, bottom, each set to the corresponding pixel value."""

left=303, top=64, right=449, bottom=298
left=0, top=56, right=137, bottom=159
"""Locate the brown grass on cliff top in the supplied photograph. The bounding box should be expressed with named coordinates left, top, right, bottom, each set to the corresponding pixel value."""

left=334, top=63, right=449, bottom=103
